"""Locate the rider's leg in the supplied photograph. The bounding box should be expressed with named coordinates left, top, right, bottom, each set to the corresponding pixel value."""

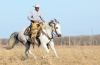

left=31, top=32, right=38, bottom=44
left=30, top=22, right=38, bottom=44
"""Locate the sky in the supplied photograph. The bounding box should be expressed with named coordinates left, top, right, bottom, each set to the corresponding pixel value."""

left=0, top=0, right=100, bottom=38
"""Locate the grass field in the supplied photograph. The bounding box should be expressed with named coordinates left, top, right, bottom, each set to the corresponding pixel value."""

left=0, top=45, right=100, bottom=65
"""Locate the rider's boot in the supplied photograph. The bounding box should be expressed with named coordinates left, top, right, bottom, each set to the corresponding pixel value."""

left=37, top=38, right=41, bottom=47
left=34, top=38, right=38, bottom=44
left=31, top=37, right=38, bottom=45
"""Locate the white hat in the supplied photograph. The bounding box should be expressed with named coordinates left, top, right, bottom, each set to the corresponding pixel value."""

left=33, top=4, right=40, bottom=7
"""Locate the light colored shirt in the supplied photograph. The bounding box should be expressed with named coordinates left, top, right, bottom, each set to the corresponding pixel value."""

left=27, top=10, right=44, bottom=21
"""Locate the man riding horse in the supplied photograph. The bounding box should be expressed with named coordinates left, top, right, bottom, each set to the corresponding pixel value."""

left=27, top=4, right=45, bottom=45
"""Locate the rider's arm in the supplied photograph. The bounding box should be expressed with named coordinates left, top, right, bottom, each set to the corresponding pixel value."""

left=39, top=12, right=45, bottom=23
left=42, top=20, right=45, bottom=23
left=27, top=11, right=34, bottom=22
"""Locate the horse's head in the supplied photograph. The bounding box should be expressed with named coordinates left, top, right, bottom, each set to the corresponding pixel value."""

left=49, top=19, right=62, bottom=37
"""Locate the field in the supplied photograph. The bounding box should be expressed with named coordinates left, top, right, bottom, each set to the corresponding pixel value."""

left=0, top=45, right=100, bottom=65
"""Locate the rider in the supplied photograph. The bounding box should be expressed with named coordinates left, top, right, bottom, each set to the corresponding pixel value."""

left=27, top=4, right=45, bottom=45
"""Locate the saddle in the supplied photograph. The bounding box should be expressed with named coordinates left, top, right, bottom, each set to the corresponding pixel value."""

left=24, top=22, right=43, bottom=38
left=24, top=26, right=31, bottom=36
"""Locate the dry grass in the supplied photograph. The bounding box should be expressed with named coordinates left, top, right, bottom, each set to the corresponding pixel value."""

left=0, top=45, right=100, bottom=65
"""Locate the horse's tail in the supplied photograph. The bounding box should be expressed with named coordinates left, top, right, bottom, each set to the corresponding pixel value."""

left=6, top=32, right=19, bottom=50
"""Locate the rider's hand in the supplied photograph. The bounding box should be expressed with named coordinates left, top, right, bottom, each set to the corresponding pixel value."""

left=33, top=19, right=37, bottom=22
left=42, top=20, right=45, bottom=23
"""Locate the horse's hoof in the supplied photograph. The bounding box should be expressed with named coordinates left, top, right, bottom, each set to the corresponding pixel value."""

left=34, top=56, right=36, bottom=60
left=41, top=56, right=45, bottom=59
left=26, top=58, right=29, bottom=60
left=57, top=58, right=60, bottom=60
left=34, top=56, right=36, bottom=59
left=26, top=57, right=29, bottom=59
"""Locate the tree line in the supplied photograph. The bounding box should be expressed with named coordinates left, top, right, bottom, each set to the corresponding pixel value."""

left=54, top=35, right=100, bottom=46
left=0, top=35, right=100, bottom=46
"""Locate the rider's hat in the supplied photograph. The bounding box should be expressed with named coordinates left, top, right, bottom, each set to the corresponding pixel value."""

left=33, top=4, right=40, bottom=7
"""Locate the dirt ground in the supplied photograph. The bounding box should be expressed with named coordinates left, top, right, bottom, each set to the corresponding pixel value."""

left=0, top=45, right=100, bottom=65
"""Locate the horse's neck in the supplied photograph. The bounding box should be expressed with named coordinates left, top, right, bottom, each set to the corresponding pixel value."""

left=42, top=24, right=53, bottom=38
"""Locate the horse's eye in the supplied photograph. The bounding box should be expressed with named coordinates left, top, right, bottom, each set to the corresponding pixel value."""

left=56, top=27, right=58, bottom=29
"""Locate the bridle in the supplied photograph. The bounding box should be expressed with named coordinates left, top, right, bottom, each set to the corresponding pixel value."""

left=54, top=22, right=59, bottom=36
left=42, top=22, right=59, bottom=41
left=42, top=30, right=53, bottom=41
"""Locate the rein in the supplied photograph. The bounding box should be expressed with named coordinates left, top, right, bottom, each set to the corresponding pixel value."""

left=54, top=23, right=58, bottom=35
left=41, top=23, right=58, bottom=41
left=42, top=30, right=53, bottom=41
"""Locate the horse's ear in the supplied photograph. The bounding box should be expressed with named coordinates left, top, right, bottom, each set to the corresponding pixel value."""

left=54, top=19, right=60, bottom=24
left=49, top=20, right=54, bottom=26
left=54, top=18, right=57, bottom=22
left=57, top=20, right=60, bottom=24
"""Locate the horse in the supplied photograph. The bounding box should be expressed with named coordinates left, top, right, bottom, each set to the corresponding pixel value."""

left=6, top=19, right=62, bottom=60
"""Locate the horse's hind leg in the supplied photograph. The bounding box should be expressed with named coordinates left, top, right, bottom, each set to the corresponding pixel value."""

left=25, top=42, right=36, bottom=59
left=25, top=43, right=30, bottom=59
left=41, top=43, right=49, bottom=59
left=28, top=50, right=36, bottom=60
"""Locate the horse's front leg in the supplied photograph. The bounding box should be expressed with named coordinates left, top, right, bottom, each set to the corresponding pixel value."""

left=41, top=43, right=49, bottom=59
left=50, top=40, right=59, bottom=60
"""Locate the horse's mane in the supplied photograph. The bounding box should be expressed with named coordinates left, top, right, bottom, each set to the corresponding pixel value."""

left=42, top=20, right=53, bottom=30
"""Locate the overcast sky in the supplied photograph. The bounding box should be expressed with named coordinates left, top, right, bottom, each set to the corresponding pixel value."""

left=0, top=0, right=100, bottom=38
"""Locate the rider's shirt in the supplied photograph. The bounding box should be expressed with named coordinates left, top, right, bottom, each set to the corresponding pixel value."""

left=28, top=10, right=44, bottom=21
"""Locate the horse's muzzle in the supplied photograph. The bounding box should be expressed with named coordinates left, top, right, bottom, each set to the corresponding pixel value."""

left=58, top=34, right=61, bottom=37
